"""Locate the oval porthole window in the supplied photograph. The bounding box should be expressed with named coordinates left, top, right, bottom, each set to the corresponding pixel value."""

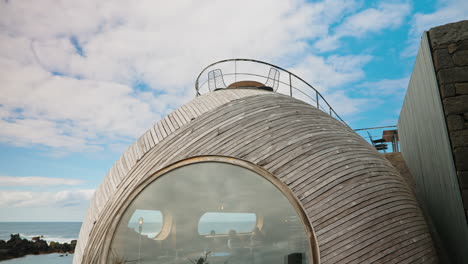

left=109, top=160, right=315, bottom=264
left=198, top=212, right=257, bottom=235
left=128, top=209, right=163, bottom=239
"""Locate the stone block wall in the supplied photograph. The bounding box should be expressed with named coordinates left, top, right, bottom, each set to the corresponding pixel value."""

left=429, top=20, right=468, bottom=218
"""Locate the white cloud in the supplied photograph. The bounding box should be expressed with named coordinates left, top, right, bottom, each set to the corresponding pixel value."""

left=315, top=2, right=411, bottom=52
left=0, top=176, right=83, bottom=186
left=0, top=0, right=383, bottom=153
left=288, top=54, right=372, bottom=92
left=0, top=189, right=95, bottom=208
left=403, top=0, right=468, bottom=57
left=324, top=90, right=372, bottom=118
left=358, top=77, right=410, bottom=96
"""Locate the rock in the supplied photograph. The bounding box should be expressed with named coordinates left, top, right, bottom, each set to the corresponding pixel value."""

left=455, top=83, right=468, bottom=95
left=453, top=50, right=468, bottom=66
left=0, top=234, right=77, bottom=261
left=447, top=115, right=464, bottom=130
left=433, top=48, right=455, bottom=70
left=459, top=171, right=468, bottom=189
left=448, top=43, right=458, bottom=53
left=429, top=20, right=468, bottom=49
left=443, top=95, right=468, bottom=115
left=454, top=147, right=468, bottom=171
left=450, top=129, right=468, bottom=147
left=437, top=66, right=468, bottom=84
left=441, top=84, right=456, bottom=98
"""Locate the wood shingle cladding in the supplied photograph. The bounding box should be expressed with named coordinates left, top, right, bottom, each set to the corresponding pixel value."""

left=74, top=89, right=437, bottom=263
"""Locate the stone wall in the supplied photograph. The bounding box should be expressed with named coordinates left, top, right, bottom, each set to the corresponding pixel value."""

left=429, top=20, right=468, bottom=218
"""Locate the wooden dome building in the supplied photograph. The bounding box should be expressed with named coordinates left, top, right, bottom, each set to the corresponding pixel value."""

left=74, top=59, right=437, bottom=264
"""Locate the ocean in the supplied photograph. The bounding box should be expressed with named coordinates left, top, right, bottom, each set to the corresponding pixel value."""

left=0, top=221, right=255, bottom=263
left=0, top=222, right=81, bottom=263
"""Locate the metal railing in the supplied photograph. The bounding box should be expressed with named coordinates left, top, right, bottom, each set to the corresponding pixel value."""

left=354, top=126, right=399, bottom=153
left=195, top=58, right=349, bottom=127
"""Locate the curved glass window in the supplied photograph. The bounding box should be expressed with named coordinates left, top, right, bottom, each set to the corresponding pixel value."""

left=109, top=161, right=313, bottom=264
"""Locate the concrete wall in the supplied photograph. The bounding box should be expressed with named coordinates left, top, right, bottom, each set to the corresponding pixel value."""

left=398, top=22, right=468, bottom=263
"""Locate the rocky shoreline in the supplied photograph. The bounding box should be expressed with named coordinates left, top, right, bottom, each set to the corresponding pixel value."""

left=0, top=234, right=76, bottom=261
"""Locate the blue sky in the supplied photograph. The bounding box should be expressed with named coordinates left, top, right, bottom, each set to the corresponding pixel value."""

left=0, top=0, right=467, bottom=222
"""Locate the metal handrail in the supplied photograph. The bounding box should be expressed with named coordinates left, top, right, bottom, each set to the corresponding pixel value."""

left=195, top=58, right=349, bottom=127
left=353, top=125, right=399, bottom=153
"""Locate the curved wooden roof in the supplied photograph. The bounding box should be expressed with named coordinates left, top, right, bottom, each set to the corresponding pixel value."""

left=74, top=89, right=437, bottom=263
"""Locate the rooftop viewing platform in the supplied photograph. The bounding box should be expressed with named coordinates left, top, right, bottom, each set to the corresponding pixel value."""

left=195, top=58, right=348, bottom=127
left=195, top=59, right=402, bottom=153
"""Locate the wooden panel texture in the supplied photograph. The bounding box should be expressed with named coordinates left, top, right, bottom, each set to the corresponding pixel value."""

left=75, top=89, right=437, bottom=263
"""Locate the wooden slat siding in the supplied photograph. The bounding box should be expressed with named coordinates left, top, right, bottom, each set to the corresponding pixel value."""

left=152, top=123, right=163, bottom=142
left=184, top=98, right=202, bottom=117
left=113, top=158, right=125, bottom=184
left=141, top=131, right=150, bottom=153
left=173, top=108, right=187, bottom=127
left=105, top=170, right=116, bottom=193
left=146, top=128, right=156, bottom=147
left=146, top=129, right=156, bottom=149
left=312, top=182, right=409, bottom=225
left=155, top=120, right=167, bottom=138
left=124, top=144, right=136, bottom=169
left=136, top=136, right=145, bottom=160
left=140, top=134, right=148, bottom=156
left=118, top=154, right=130, bottom=176
left=74, top=90, right=266, bottom=264
left=172, top=108, right=185, bottom=125
left=190, top=99, right=206, bottom=117
left=147, top=129, right=156, bottom=148
left=320, top=205, right=426, bottom=262
left=110, top=166, right=121, bottom=190
left=122, top=150, right=134, bottom=176
left=205, top=92, right=225, bottom=107
left=323, top=221, right=426, bottom=263
left=167, top=111, right=180, bottom=130
left=195, top=95, right=210, bottom=112
left=360, top=232, right=432, bottom=263
left=164, top=114, right=176, bottom=132
left=76, top=90, right=437, bottom=264
left=130, top=142, right=140, bottom=163
left=149, top=126, right=160, bottom=146
left=168, top=109, right=181, bottom=128
left=133, top=138, right=142, bottom=161
left=178, top=104, right=193, bottom=122
left=390, top=239, right=434, bottom=263
left=160, top=116, right=173, bottom=136
left=117, top=158, right=128, bottom=183
left=320, top=213, right=424, bottom=255
left=315, top=196, right=416, bottom=237
left=139, top=131, right=148, bottom=154
left=341, top=225, right=430, bottom=264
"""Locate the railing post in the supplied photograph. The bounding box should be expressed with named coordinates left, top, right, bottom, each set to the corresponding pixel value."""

left=316, top=93, right=319, bottom=109
left=234, top=60, right=237, bottom=88
left=289, top=73, right=292, bottom=96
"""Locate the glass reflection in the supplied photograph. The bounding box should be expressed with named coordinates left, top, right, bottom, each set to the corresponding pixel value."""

left=198, top=213, right=256, bottom=235
left=128, top=210, right=163, bottom=239
left=109, top=162, right=312, bottom=264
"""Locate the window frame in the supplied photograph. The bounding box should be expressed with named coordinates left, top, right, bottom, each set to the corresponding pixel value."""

left=104, top=156, right=320, bottom=264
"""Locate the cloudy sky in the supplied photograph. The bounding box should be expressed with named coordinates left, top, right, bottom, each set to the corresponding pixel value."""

left=0, top=0, right=467, bottom=222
